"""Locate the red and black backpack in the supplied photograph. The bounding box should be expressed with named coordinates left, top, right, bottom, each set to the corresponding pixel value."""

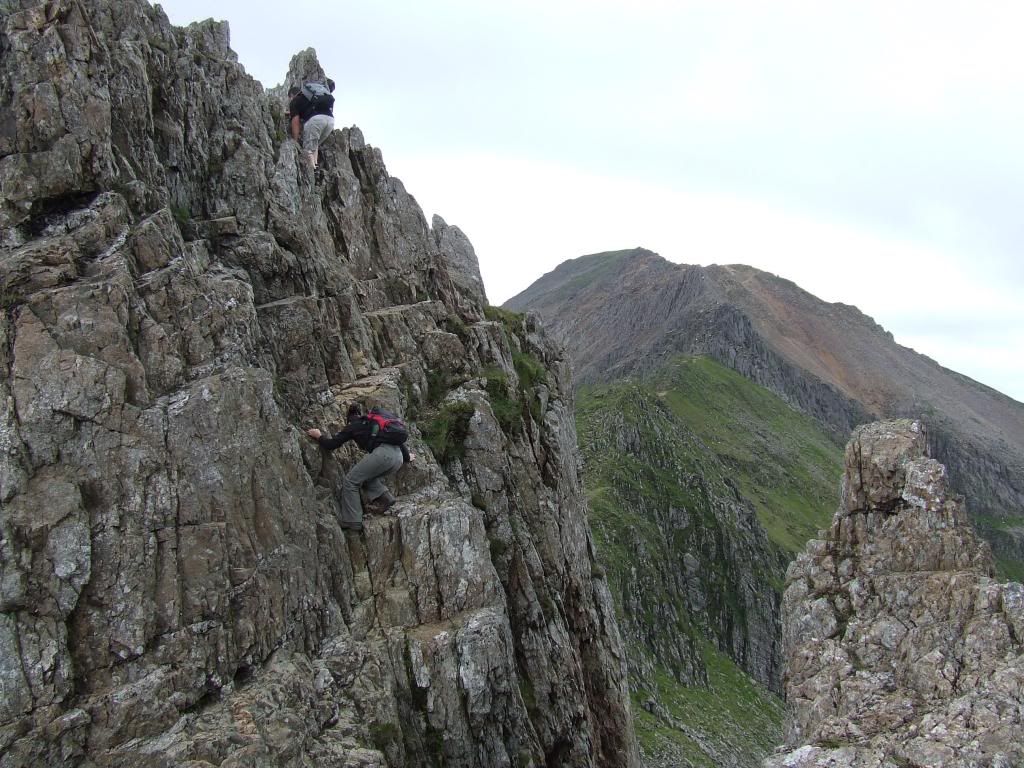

left=365, top=407, right=408, bottom=446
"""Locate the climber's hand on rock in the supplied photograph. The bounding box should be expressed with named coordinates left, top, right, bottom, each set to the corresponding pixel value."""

left=306, top=428, right=322, bottom=441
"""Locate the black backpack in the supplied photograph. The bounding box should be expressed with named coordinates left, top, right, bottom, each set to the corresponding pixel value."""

left=366, top=407, right=408, bottom=446
left=301, top=81, right=334, bottom=112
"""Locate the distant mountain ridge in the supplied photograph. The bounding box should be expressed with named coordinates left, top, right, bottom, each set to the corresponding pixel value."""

left=506, top=248, right=1024, bottom=575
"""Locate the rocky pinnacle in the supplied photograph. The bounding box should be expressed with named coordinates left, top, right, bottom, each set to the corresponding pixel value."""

left=765, top=419, right=1024, bottom=768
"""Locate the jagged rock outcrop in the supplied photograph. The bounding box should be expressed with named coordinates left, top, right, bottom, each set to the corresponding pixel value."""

left=0, top=2, right=637, bottom=766
left=765, top=419, right=1024, bottom=768
left=506, top=249, right=1024, bottom=575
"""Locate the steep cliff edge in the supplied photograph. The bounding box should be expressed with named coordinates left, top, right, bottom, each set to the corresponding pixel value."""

left=506, top=249, right=1024, bottom=578
left=0, top=2, right=637, bottom=766
left=765, top=420, right=1024, bottom=768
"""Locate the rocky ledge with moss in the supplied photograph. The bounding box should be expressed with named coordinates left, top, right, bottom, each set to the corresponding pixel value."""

left=765, top=419, right=1024, bottom=768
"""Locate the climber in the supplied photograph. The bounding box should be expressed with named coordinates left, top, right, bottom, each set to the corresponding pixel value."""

left=306, top=402, right=412, bottom=531
left=288, top=78, right=336, bottom=168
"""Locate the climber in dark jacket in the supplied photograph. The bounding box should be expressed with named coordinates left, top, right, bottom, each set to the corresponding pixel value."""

left=306, top=403, right=411, bottom=531
left=287, top=78, right=335, bottom=168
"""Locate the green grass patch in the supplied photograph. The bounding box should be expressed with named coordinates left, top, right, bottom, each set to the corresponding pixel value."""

left=443, top=315, right=470, bottom=340
left=633, top=645, right=785, bottom=767
left=512, top=349, right=546, bottom=391
left=480, top=307, right=551, bottom=429
left=0, top=288, right=21, bottom=310
left=512, top=350, right=547, bottom=422
left=426, top=368, right=454, bottom=405
left=170, top=203, right=190, bottom=228
left=422, top=401, right=475, bottom=464
left=484, top=305, right=523, bottom=326
left=651, top=356, right=842, bottom=554
left=483, top=366, right=522, bottom=433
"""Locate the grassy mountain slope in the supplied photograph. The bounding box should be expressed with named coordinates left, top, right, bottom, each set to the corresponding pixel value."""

left=631, top=644, right=786, bottom=768
left=649, top=357, right=843, bottom=554
left=577, top=355, right=843, bottom=767
left=509, top=248, right=1024, bottom=578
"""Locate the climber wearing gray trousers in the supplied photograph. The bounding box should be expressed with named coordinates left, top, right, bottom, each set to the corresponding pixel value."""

left=336, top=443, right=404, bottom=527
left=306, top=403, right=411, bottom=531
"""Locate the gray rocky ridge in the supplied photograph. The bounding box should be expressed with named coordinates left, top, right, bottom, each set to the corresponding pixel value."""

left=765, top=420, right=1024, bottom=767
left=0, top=1, right=637, bottom=766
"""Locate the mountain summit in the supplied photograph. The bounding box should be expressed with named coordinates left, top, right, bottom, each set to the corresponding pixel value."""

left=506, top=248, right=1024, bottom=574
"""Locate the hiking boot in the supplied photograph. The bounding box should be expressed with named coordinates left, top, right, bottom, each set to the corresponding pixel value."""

left=365, top=494, right=395, bottom=515
left=339, top=520, right=363, bottom=532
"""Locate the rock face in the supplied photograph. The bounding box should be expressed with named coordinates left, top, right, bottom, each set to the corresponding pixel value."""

left=765, top=420, right=1024, bottom=768
left=0, top=2, right=637, bottom=766
left=506, top=249, right=1024, bottom=575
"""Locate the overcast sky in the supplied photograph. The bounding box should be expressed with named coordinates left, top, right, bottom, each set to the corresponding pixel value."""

left=157, top=0, right=1023, bottom=403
